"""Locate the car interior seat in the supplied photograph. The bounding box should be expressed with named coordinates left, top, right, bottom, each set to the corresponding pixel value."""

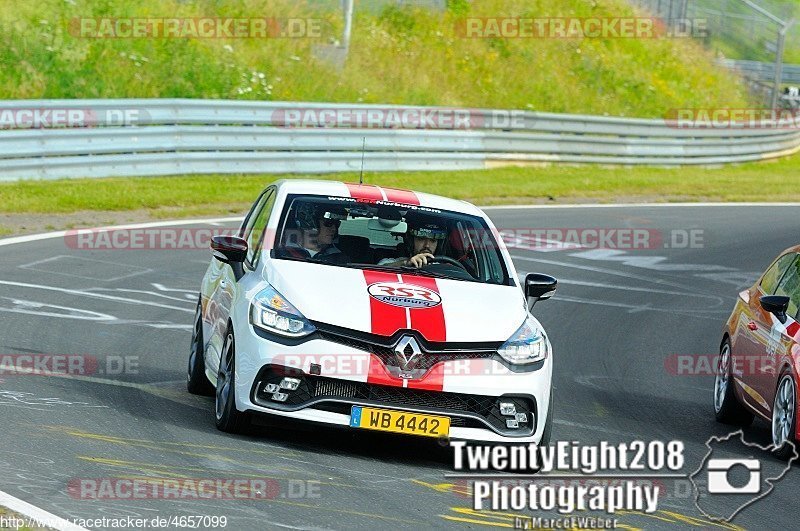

left=337, top=235, right=371, bottom=263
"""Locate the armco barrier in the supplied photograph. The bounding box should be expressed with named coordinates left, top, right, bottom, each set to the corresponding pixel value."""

left=0, top=99, right=798, bottom=180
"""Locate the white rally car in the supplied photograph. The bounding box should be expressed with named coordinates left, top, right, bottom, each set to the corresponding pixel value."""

left=188, top=180, right=556, bottom=443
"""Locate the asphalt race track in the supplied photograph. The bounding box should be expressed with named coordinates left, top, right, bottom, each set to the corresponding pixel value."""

left=0, top=204, right=798, bottom=530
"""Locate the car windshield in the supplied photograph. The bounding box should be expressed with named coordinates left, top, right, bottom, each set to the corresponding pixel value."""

left=271, top=194, right=512, bottom=285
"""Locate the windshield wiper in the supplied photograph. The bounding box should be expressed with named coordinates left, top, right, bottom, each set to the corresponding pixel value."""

left=345, top=262, right=411, bottom=274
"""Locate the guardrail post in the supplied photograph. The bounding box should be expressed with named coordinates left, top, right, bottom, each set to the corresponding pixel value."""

left=771, top=19, right=795, bottom=109
left=342, top=0, right=354, bottom=58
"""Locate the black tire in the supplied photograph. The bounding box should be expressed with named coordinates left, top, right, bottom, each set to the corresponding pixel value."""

left=714, top=338, right=753, bottom=426
left=539, top=388, right=554, bottom=447
left=215, top=325, right=250, bottom=433
left=187, top=299, right=214, bottom=396
left=771, top=373, right=798, bottom=461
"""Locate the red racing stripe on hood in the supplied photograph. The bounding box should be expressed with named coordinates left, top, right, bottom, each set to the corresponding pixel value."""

left=365, top=354, right=445, bottom=391
left=363, top=270, right=407, bottom=336
left=406, top=364, right=444, bottom=391
left=345, top=183, right=383, bottom=201
left=367, top=354, right=402, bottom=388
left=403, top=274, right=447, bottom=342
left=363, top=270, right=447, bottom=391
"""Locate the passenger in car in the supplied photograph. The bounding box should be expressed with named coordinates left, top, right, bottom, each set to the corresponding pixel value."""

left=276, top=205, right=351, bottom=265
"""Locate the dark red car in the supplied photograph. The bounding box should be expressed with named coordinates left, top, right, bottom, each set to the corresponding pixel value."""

left=716, top=245, right=800, bottom=458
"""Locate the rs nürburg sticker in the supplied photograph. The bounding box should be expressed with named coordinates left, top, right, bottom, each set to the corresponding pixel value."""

left=367, top=282, right=442, bottom=309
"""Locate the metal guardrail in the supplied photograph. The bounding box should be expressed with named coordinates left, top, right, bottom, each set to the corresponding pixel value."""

left=1, top=99, right=799, bottom=180
left=718, top=59, right=800, bottom=84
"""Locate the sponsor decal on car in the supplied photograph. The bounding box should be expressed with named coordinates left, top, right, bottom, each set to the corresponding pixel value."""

left=367, top=281, right=442, bottom=309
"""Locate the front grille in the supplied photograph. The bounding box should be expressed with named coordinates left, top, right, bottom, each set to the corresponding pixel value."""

left=313, top=378, right=358, bottom=398
left=317, top=330, right=396, bottom=358
left=373, top=350, right=496, bottom=371
left=308, top=376, right=492, bottom=412
left=252, top=366, right=536, bottom=436
left=317, top=328, right=498, bottom=371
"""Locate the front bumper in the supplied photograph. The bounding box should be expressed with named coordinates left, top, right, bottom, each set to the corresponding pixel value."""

left=232, top=321, right=553, bottom=443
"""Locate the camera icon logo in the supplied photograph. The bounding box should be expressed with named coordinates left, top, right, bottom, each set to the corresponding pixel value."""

left=706, top=458, right=760, bottom=494
left=690, top=430, right=797, bottom=522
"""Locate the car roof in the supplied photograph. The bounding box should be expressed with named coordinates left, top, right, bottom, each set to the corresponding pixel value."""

left=270, top=179, right=485, bottom=217
left=780, top=244, right=800, bottom=256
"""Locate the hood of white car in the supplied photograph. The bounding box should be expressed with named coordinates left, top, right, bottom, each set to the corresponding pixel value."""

left=265, top=260, right=526, bottom=343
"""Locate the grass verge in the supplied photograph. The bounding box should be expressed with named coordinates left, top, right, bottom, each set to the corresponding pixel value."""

left=1, top=154, right=798, bottom=222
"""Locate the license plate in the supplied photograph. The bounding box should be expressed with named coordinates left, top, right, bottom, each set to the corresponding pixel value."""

left=349, top=406, right=450, bottom=438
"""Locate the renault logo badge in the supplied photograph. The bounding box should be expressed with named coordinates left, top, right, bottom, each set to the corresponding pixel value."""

left=394, top=336, right=422, bottom=371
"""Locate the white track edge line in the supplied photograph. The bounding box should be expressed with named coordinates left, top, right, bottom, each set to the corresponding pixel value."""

left=0, top=490, right=88, bottom=531
left=480, top=202, right=800, bottom=210
left=0, top=216, right=243, bottom=247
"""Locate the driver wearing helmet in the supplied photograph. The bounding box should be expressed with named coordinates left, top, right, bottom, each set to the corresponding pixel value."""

left=276, top=203, right=350, bottom=265
left=379, top=214, right=447, bottom=268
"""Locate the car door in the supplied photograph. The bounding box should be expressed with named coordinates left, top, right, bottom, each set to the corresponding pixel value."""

left=734, top=252, right=796, bottom=415
left=205, top=188, right=276, bottom=374
left=765, top=255, right=800, bottom=411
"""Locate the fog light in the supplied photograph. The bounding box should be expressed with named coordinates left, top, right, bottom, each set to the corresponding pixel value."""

left=500, top=402, right=516, bottom=416
left=506, top=419, right=519, bottom=429
left=280, top=377, right=300, bottom=391
left=272, top=392, right=288, bottom=402
left=516, top=413, right=528, bottom=423
left=264, top=383, right=279, bottom=394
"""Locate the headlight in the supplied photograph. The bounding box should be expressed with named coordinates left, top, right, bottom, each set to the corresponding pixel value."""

left=249, top=285, right=316, bottom=338
left=497, top=314, right=548, bottom=365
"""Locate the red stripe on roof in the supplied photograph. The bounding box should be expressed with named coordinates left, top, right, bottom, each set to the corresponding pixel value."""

left=345, top=183, right=383, bottom=201
left=383, top=188, right=420, bottom=205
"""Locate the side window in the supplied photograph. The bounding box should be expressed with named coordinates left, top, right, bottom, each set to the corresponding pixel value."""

left=240, top=191, right=270, bottom=243
left=774, top=256, right=800, bottom=320
left=247, top=191, right=277, bottom=265
left=760, top=253, right=796, bottom=294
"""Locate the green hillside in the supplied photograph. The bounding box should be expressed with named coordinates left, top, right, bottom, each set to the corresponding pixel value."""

left=0, top=0, right=751, bottom=117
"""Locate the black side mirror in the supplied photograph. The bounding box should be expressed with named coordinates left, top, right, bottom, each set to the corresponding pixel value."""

left=211, top=235, right=247, bottom=281
left=760, top=295, right=790, bottom=324
left=525, top=273, right=557, bottom=310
